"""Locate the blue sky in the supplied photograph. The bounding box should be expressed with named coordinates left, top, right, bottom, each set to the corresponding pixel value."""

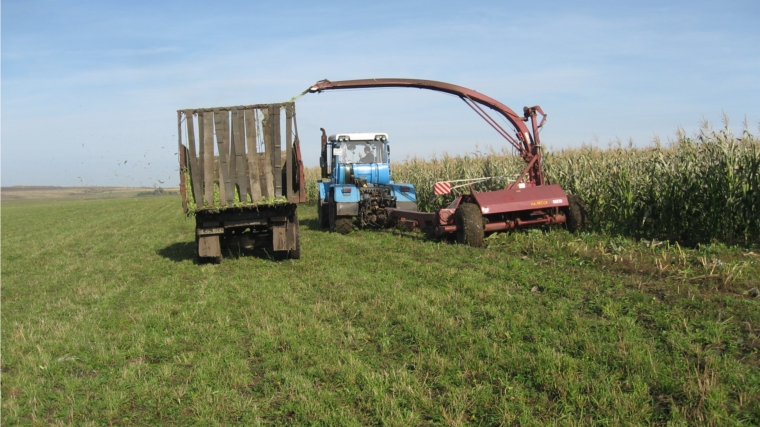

left=2, top=0, right=758, bottom=187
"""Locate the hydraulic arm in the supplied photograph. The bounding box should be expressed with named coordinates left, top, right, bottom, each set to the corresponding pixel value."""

left=308, top=78, right=548, bottom=186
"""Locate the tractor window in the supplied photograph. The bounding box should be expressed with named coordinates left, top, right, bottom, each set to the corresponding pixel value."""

left=334, top=141, right=386, bottom=164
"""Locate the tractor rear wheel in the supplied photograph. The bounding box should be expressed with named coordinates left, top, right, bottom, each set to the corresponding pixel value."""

left=565, top=194, right=589, bottom=232
left=329, top=201, right=353, bottom=235
left=335, top=217, right=353, bottom=235
left=455, top=203, right=485, bottom=247
left=317, top=202, right=329, bottom=229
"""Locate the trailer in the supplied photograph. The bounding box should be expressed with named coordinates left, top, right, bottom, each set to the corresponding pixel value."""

left=307, top=79, right=588, bottom=246
left=178, top=102, right=306, bottom=263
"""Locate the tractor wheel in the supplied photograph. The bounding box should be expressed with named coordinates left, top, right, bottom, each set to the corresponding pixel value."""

left=335, top=217, right=353, bottom=235
left=329, top=201, right=353, bottom=235
left=565, top=194, right=589, bottom=232
left=317, top=202, right=329, bottom=229
left=455, top=203, right=485, bottom=247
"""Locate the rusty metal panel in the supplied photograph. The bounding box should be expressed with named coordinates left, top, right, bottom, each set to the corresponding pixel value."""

left=185, top=110, right=204, bottom=207
left=197, top=235, right=221, bottom=258
left=286, top=216, right=298, bottom=250
left=271, top=106, right=282, bottom=198
left=232, top=107, right=249, bottom=201
left=285, top=105, right=294, bottom=202
left=472, top=184, right=569, bottom=215
left=202, top=112, right=215, bottom=206
left=244, top=109, right=262, bottom=201
left=272, top=224, right=291, bottom=251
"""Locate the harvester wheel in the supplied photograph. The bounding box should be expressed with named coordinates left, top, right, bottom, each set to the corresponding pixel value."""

left=455, top=203, right=485, bottom=247
left=565, top=194, right=589, bottom=232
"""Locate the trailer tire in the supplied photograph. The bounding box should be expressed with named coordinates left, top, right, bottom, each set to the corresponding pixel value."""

left=565, top=194, right=589, bottom=232
left=455, top=203, right=485, bottom=247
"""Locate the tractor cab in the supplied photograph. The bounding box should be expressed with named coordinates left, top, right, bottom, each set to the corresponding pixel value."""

left=322, top=133, right=392, bottom=186
left=330, top=133, right=388, bottom=165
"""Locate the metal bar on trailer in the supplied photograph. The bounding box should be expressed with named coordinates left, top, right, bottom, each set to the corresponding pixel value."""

left=180, top=102, right=292, bottom=115
left=202, top=113, right=215, bottom=206
left=244, top=109, right=262, bottom=201
left=285, top=104, right=294, bottom=202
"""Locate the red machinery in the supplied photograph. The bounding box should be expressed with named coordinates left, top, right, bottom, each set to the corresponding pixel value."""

left=308, top=78, right=587, bottom=246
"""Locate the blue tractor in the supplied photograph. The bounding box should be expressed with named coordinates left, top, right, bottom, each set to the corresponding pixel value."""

left=316, top=129, right=418, bottom=234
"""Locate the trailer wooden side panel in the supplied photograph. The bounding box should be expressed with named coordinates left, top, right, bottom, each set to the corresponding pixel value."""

left=202, top=112, right=215, bottom=206
left=178, top=102, right=302, bottom=212
left=244, top=109, right=262, bottom=201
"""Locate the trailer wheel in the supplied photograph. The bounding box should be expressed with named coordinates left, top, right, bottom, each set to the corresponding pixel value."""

left=455, top=203, right=485, bottom=247
left=565, top=194, right=589, bottom=232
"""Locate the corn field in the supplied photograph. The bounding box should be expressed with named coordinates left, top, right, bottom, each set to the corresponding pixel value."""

left=306, top=122, right=759, bottom=246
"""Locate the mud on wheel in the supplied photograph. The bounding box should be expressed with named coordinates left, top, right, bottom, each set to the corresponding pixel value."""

left=455, top=203, right=485, bottom=247
left=329, top=201, right=353, bottom=235
left=565, top=194, right=589, bottom=232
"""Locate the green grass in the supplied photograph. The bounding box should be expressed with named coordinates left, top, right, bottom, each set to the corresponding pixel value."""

left=2, top=196, right=759, bottom=425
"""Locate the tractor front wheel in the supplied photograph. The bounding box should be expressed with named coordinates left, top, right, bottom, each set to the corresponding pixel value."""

left=455, top=203, right=485, bottom=247
left=565, top=194, right=589, bottom=232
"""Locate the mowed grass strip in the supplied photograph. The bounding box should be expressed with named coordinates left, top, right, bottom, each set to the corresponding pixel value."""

left=2, top=197, right=759, bottom=426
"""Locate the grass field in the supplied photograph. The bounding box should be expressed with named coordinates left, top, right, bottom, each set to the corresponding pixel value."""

left=0, top=186, right=172, bottom=202
left=2, top=196, right=760, bottom=426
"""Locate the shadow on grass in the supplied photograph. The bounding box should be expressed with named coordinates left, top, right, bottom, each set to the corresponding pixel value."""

left=303, top=216, right=326, bottom=232
left=157, top=241, right=294, bottom=263
left=157, top=242, right=196, bottom=262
